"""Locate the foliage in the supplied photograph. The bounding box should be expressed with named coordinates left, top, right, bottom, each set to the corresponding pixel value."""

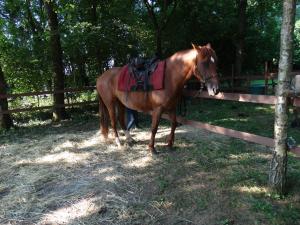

left=0, top=0, right=297, bottom=93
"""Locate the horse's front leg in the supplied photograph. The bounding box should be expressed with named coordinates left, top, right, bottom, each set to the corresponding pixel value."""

left=149, top=107, right=163, bottom=154
left=166, top=109, right=177, bottom=150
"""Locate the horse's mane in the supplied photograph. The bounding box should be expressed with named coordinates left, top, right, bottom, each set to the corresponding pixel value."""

left=169, top=46, right=217, bottom=62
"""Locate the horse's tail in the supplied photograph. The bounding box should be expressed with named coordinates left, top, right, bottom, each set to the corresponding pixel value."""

left=98, top=92, right=109, bottom=138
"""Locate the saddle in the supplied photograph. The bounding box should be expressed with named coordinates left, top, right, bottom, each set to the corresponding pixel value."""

left=128, top=56, right=159, bottom=91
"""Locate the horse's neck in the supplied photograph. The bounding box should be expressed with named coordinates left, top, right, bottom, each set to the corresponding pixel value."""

left=168, top=49, right=197, bottom=85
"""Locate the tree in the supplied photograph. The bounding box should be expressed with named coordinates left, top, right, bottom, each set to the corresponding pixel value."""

left=235, top=0, right=247, bottom=77
left=44, top=0, right=67, bottom=121
left=0, top=0, right=51, bottom=93
left=269, top=0, right=296, bottom=195
left=142, top=0, right=177, bottom=58
left=0, top=64, right=13, bottom=130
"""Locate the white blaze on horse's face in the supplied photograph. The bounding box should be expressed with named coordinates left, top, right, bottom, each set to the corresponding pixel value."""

left=210, top=56, right=215, bottom=63
left=207, top=83, right=215, bottom=96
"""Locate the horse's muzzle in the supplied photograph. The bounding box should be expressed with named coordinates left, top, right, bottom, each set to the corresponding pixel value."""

left=207, top=83, right=219, bottom=96
left=213, top=88, right=219, bottom=95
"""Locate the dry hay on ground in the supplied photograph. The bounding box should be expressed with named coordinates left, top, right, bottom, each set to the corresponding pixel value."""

left=0, top=121, right=286, bottom=225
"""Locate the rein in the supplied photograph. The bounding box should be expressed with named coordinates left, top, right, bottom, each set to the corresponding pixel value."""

left=193, top=62, right=216, bottom=83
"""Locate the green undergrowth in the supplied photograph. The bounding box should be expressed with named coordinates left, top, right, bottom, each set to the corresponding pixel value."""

left=183, top=98, right=300, bottom=141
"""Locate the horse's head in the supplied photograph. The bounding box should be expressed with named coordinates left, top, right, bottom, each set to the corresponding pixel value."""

left=192, top=43, right=219, bottom=96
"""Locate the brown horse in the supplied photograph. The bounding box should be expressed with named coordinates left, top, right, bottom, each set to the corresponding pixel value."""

left=96, top=43, right=219, bottom=154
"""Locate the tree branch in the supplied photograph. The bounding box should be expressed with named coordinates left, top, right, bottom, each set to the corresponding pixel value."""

left=143, top=0, right=159, bottom=29
left=162, top=0, right=177, bottom=30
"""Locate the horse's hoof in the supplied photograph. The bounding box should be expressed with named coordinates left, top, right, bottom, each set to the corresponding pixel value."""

left=100, top=136, right=109, bottom=143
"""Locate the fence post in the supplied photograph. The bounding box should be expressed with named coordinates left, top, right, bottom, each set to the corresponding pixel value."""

left=264, top=61, right=269, bottom=94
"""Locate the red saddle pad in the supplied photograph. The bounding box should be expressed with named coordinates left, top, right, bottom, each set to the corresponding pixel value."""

left=118, top=61, right=166, bottom=92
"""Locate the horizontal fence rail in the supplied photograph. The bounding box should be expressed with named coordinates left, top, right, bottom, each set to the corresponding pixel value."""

left=0, top=101, right=98, bottom=115
left=0, top=86, right=97, bottom=115
left=161, top=114, right=300, bottom=157
left=0, top=86, right=96, bottom=99
left=183, top=90, right=300, bottom=107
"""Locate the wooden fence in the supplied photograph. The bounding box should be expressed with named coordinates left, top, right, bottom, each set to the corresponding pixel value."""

left=1, top=86, right=300, bottom=156
left=181, top=90, right=300, bottom=156
left=0, top=86, right=97, bottom=115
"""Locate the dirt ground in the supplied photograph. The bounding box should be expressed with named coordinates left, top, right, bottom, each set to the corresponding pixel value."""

left=0, top=118, right=299, bottom=225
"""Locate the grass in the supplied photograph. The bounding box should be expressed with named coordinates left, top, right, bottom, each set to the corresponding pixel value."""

left=183, top=98, right=300, bottom=141
left=0, top=98, right=300, bottom=224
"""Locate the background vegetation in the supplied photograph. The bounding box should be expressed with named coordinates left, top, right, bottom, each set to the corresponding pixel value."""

left=0, top=0, right=299, bottom=93
left=0, top=0, right=300, bottom=126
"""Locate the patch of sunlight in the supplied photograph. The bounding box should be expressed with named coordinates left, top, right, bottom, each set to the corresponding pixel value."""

left=235, top=185, right=268, bottom=194
left=229, top=154, right=245, bottom=160
left=254, top=105, right=274, bottom=113
left=104, top=174, right=122, bottom=182
left=52, top=132, right=100, bottom=152
left=229, top=153, right=270, bottom=160
left=151, top=200, right=174, bottom=210
left=217, top=118, right=249, bottom=122
left=173, top=127, right=188, bottom=134
left=125, top=155, right=153, bottom=169
left=40, top=197, right=100, bottom=224
left=78, top=133, right=100, bottom=148
left=0, top=144, right=8, bottom=151
left=18, top=119, right=52, bottom=128
left=185, top=160, right=198, bottom=166
left=17, top=151, right=90, bottom=165
left=95, top=167, right=114, bottom=175
left=53, top=140, right=74, bottom=152
left=132, top=127, right=171, bottom=140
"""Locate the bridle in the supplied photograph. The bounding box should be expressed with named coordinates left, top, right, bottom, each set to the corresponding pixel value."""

left=193, top=50, right=217, bottom=83
left=192, top=50, right=217, bottom=96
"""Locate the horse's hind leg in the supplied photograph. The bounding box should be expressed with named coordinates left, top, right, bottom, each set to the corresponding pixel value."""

left=116, top=100, right=126, bottom=130
left=166, top=109, right=177, bottom=150
left=149, top=107, right=163, bottom=154
left=117, top=101, right=135, bottom=144
left=107, top=103, right=122, bottom=148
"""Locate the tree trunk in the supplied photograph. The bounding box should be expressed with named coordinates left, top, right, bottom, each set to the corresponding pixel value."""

left=269, top=0, right=296, bottom=195
left=0, top=65, right=13, bottom=130
left=91, top=0, right=102, bottom=71
left=44, top=0, right=67, bottom=121
left=235, top=0, right=247, bottom=77
left=156, top=29, right=162, bottom=59
left=77, top=57, right=89, bottom=86
left=143, top=0, right=177, bottom=59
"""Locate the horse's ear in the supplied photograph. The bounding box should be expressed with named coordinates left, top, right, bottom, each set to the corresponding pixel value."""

left=191, top=43, right=201, bottom=50
left=191, top=43, right=197, bottom=50
left=206, top=43, right=212, bottom=48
